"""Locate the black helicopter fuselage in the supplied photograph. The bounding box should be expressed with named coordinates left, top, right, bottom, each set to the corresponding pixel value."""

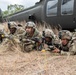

left=0, top=9, right=3, bottom=23
left=4, top=0, right=76, bottom=30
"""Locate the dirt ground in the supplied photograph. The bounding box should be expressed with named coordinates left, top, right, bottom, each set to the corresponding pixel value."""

left=0, top=46, right=76, bottom=75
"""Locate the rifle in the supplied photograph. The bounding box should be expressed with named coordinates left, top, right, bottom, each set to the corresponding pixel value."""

left=42, top=30, right=45, bottom=45
left=54, top=43, right=61, bottom=49
left=48, top=45, right=55, bottom=51
left=31, top=37, right=43, bottom=51
left=21, top=37, right=42, bottom=51
left=21, top=38, right=35, bottom=45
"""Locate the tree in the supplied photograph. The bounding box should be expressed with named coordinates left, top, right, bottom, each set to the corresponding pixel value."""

left=3, top=10, right=9, bottom=16
left=3, top=4, right=25, bottom=16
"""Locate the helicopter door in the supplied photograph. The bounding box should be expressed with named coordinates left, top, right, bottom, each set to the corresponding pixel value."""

left=60, top=0, right=75, bottom=29
left=73, top=0, right=76, bottom=29
left=45, top=0, right=58, bottom=25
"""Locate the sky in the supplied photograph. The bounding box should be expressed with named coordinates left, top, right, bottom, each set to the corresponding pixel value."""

left=0, top=0, right=40, bottom=11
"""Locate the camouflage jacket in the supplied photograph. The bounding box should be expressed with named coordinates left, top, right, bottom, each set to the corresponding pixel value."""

left=2, top=28, right=23, bottom=44
left=20, top=28, right=42, bottom=41
left=60, top=39, right=76, bottom=55
left=42, top=35, right=61, bottom=51
left=69, top=37, right=76, bottom=55
left=19, top=29, right=42, bottom=52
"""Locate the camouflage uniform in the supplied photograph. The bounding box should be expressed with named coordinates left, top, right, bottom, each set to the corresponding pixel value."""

left=17, top=24, right=25, bottom=34
left=8, top=21, right=25, bottom=34
left=7, top=22, right=25, bottom=42
left=0, top=27, right=5, bottom=43
left=19, top=21, right=42, bottom=52
left=58, top=30, right=75, bottom=55
left=69, top=33, right=76, bottom=55
left=2, top=22, right=22, bottom=46
left=0, top=24, right=8, bottom=44
left=42, top=29, right=60, bottom=53
left=0, top=22, right=24, bottom=51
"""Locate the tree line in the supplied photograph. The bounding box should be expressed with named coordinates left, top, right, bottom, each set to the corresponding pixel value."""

left=3, top=4, right=25, bottom=16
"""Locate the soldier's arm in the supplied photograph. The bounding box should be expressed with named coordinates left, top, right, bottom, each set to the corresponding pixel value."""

left=69, top=41, right=76, bottom=55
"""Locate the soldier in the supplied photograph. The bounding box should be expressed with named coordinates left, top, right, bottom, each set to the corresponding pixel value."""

left=0, top=27, right=5, bottom=43
left=42, top=29, right=60, bottom=53
left=8, top=21, right=17, bottom=35
left=4, top=21, right=21, bottom=44
left=1, top=22, right=23, bottom=51
left=7, top=22, right=24, bottom=39
left=58, top=30, right=73, bottom=55
left=19, top=21, right=42, bottom=52
left=69, top=34, right=76, bottom=55
left=0, top=24, right=8, bottom=44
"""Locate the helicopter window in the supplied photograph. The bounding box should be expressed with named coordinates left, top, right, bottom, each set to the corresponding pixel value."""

left=46, top=0, right=58, bottom=16
left=61, top=0, right=74, bottom=15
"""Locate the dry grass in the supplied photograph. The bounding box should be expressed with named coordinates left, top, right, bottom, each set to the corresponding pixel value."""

left=0, top=50, right=76, bottom=75
left=0, top=21, right=76, bottom=75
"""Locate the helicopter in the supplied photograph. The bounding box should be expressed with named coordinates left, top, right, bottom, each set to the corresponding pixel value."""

left=4, top=0, right=76, bottom=30
left=0, top=9, right=3, bottom=23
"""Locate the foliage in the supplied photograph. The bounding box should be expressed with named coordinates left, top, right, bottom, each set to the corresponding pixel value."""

left=3, top=4, right=25, bottom=16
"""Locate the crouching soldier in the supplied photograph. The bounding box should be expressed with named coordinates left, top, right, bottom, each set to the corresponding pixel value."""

left=42, top=29, right=60, bottom=53
left=58, top=30, right=73, bottom=55
left=19, top=21, right=42, bottom=52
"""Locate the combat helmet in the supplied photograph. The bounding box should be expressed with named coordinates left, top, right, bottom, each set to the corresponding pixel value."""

left=8, top=21, right=17, bottom=29
left=25, top=21, right=36, bottom=29
left=59, top=30, right=72, bottom=40
left=44, top=29, right=55, bottom=39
